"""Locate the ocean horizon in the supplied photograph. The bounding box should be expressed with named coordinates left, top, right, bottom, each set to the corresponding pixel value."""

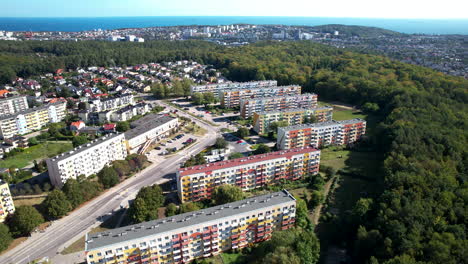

left=0, top=16, right=467, bottom=35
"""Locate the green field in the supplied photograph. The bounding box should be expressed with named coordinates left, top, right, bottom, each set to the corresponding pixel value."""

left=332, top=108, right=366, bottom=121
left=0, top=141, right=73, bottom=168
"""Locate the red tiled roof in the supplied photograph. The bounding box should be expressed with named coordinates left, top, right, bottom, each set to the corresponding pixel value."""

left=103, top=123, right=116, bottom=130
left=179, top=147, right=320, bottom=176
left=70, top=121, right=84, bottom=128
left=0, top=90, right=9, bottom=97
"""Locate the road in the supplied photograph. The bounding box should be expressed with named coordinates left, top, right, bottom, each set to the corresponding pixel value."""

left=0, top=101, right=219, bottom=264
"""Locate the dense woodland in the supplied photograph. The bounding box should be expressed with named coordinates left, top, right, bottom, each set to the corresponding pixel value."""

left=0, top=40, right=467, bottom=263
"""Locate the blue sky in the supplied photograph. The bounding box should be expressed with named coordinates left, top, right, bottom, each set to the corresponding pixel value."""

left=2, top=0, right=468, bottom=19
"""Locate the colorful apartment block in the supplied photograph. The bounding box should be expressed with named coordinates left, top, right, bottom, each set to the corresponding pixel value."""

left=177, top=147, right=320, bottom=203
left=277, top=119, right=367, bottom=150
left=239, top=93, right=318, bottom=119
left=0, top=102, right=66, bottom=139
left=85, top=190, right=296, bottom=264
left=253, top=106, right=334, bottom=134
left=0, top=180, right=15, bottom=223
left=219, top=85, right=301, bottom=108
left=190, top=80, right=278, bottom=96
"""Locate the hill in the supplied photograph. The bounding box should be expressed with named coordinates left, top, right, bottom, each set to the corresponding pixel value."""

left=310, top=24, right=405, bottom=37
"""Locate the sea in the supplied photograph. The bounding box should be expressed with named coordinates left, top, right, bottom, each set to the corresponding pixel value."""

left=0, top=16, right=467, bottom=35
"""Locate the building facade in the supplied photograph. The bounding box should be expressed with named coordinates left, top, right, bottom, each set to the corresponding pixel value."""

left=190, top=80, right=277, bottom=96
left=110, top=103, right=151, bottom=122
left=177, top=147, right=320, bottom=203
left=219, top=85, right=301, bottom=108
left=0, top=180, right=15, bottom=223
left=277, top=119, right=367, bottom=150
left=89, top=94, right=134, bottom=112
left=0, top=102, right=66, bottom=139
left=85, top=190, right=296, bottom=264
left=125, top=115, right=179, bottom=154
left=239, top=93, right=318, bottom=119
left=0, top=96, right=29, bottom=116
left=253, top=106, right=334, bottom=134
left=46, top=133, right=127, bottom=187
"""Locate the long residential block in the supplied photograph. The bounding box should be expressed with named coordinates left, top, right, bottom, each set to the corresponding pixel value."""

left=125, top=114, right=179, bottom=154
left=219, top=85, right=301, bottom=108
left=0, top=180, right=15, bottom=223
left=46, top=133, right=127, bottom=187
left=239, top=93, right=318, bottom=119
left=0, top=96, right=29, bottom=116
left=0, top=102, right=66, bottom=139
left=253, top=106, right=334, bottom=134
left=85, top=190, right=296, bottom=264
left=89, top=94, right=134, bottom=112
left=177, top=147, right=320, bottom=203
left=190, top=80, right=277, bottom=96
left=277, top=119, right=367, bottom=150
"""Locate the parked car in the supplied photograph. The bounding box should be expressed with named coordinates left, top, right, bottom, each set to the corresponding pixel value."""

left=155, top=147, right=161, bottom=150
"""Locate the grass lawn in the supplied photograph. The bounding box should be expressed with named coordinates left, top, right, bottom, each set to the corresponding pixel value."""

left=0, top=141, right=73, bottom=168
left=13, top=196, right=46, bottom=207
left=61, top=226, right=108, bottom=255
left=221, top=252, right=248, bottom=264
left=332, top=108, right=366, bottom=121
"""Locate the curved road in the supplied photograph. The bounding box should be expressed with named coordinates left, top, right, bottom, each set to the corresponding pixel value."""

left=0, top=102, right=218, bottom=264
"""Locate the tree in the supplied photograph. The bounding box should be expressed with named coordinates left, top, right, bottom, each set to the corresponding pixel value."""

left=72, top=135, right=88, bottom=147
left=113, top=160, right=131, bottom=177
left=214, top=137, right=228, bottom=149
left=97, top=166, right=119, bottom=188
left=362, top=102, right=379, bottom=113
left=179, top=202, right=201, bottom=213
left=0, top=223, right=13, bottom=252
left=253, top=144, right=271, bottom=155
left=128, top=184, right=165, bottom=223
left=116, top=121, right=130, bottom=132
left=8, top=206, right=44, bottom=236
left=236, top=127, right=250, bottom=139
left=269, top=121, right=289, bottom=133
left=191, top=93, right=204, bottom=105
left=166, top=203, right=177, bottom=217
left=229, top=152, right=244, bottom=160
left=62, top=179, right=85, bottom=208
left=41, top=190, right=72, bottom=219
left=212, top=185, right=245, bottom=205
left=28, top=137, right=39, bottom=146
left=202, top=92, right=215, bottom=107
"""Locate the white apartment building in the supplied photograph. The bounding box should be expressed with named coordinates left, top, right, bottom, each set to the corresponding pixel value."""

left=0, top=102, right=66, bottom=139
left=85, top=190, right=297, bottom=264
left=125, top=115, right=178, bottom=154
left=0, top=95, right=29, bottom=116
left=0, top=180, right=15, bottom=223
left=46, top=133, right=127, bottom=187
left=89, top=94, right=134, bottom=112
left=190, top=80, right=278, bottom=96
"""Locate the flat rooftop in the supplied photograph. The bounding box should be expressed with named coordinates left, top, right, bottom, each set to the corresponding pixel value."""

left=48, top=133, right=123, bottom=162
left=255, top=106, right=333, bottom=115
left=221, top=85, right=301, bottom=93
left=179, top=146, right=319, bottom=176
left=279, top=118, right=366, bottom=132
left=124, top=114, right=176, bottom=140
left=85, top=190, right=296, bottom=251
left=191, top=80, right=277, bottom=89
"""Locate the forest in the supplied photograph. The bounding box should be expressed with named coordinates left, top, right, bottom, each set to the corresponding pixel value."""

left=0, top=40, right=467, bottom=263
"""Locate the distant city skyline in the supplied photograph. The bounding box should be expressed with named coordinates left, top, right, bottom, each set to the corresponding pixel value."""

left=3, top=0, right=468, bottom=19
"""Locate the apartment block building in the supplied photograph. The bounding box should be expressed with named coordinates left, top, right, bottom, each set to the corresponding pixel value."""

left=219, top=85, right=301, bottom=108
left=0, top=180, right=15, bottom=223
left=85, top=190, right=296, bottom=264
left=125, top=114, right=179, bottom=154
left=253, top=106, right=334, bottom=134
left=110, top=103, right=151, bottom=122
left=0, top=95, right=29, bottom=116
left=177, top=147, right=320, bottom=203
left=0, top=102, right=66, bottom=139
left=46, top=133, right=127, bottom=187
left=89, top=94, right=134, bottom=112
left=240, top=93, right=318, bottom=119
left=190, top=80, right=278, bottom=96
left=277, top=119, right=367, bottom=150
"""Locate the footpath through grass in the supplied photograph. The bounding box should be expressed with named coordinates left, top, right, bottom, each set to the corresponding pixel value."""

left=0, top=141, right=73, bottom=168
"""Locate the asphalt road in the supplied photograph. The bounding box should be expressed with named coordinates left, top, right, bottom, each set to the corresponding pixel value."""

left=0, top=101, right=218, bottom=264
